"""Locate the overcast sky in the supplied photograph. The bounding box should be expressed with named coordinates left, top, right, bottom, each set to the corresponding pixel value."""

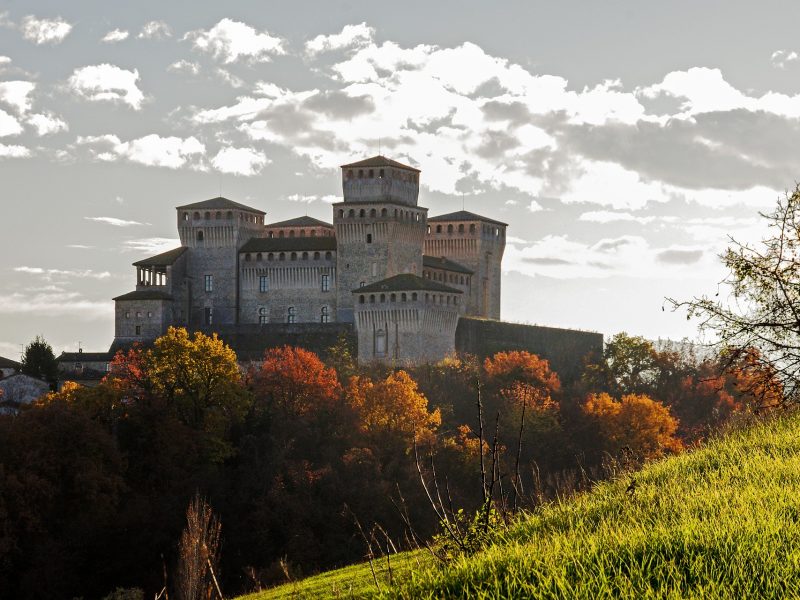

left=1, top=1, right=799, bottom=358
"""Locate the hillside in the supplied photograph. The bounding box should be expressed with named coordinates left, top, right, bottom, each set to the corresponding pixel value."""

left=240, top=411, right=800, bottom=599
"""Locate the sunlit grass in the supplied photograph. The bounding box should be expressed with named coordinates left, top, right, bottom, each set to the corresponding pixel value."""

left=239, top=412, right=800, bottom=599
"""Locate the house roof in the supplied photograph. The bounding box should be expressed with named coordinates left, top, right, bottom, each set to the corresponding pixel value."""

left=428, top=210, right=508, bottom=227
left=354, top=273, right=462, bottom=294
left=239, top=237, right=337, bottom=253
left=133, top=246, right=188, bottom=267
left=422, top=255, right=474, bottom=275
left=340, top=155, right=421, bottom=173
left=266, top=215, right=333, bottom=229
left=113, top=290, right=174, bottom=302
left=0, top=356, right=20, bottom=370
left=176, top=196, right=266, bottom=215
left=58, top=352, right=111, bottom=363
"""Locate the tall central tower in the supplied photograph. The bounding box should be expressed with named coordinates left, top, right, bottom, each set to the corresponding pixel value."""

left=334, top=156, right=428, bottom=322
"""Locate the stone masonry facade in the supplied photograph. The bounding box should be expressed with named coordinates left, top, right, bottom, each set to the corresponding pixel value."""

left=112, top=155, right=507, bottom=364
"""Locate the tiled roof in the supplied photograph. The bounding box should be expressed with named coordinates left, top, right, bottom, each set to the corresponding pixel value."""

left=0, top=356, right=20, bottom=370
left=133, top=246, right=187, bottom=267
left=422, top=255, right=474, bottom=275
left=354, top=274, right=462, bottom=294
left=428, top=210, right=508, bottom=227
left=58, top=352, right=111, bottom=362
left=340, top=155, right=421, bottom=172
left=266, top=216, right=333, bottom=229
left=113, top=290, right=174, bottom=301
left=176, top=196, right=266, bottom=214
left=239, top=237, right=337, bottom=253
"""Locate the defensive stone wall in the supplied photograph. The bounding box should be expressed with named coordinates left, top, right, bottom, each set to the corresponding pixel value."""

left=455, top=318, right=603, bottom=382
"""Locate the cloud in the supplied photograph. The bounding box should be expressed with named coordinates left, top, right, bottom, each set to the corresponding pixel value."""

left=84, top=216, right=147, bottom=227
left=286, top=194, right=340, bottom=204
left=138, top=20, right=171, bottom=39
left=101, top=29, right=129, bottom=43
left=579, top=210, right=655, bottom=224
left=771, top=50, right=799, bottom=69
left=26, top=112, right=67, bottom=135
left=0, top=80, right=35, bottom=115
left=67, top=244, right=94, bottom=249
left=122, top=238, right=180, bottom=254
left=14, top=266, right=111, bottom=280
left=656, top=248, right=704, bottom=265
left=19, top=15, right=72, bottom=45
left=305, top=22, right=374, bottom=56
left=78, top=133, right=205, bottom=169
left=0, top=109, right=23, bottom=137
left=68, top=64, right=145, bottom=109
left=528, top=200, right=545, bottom=212
left=211, top=147, right=269, bottom=176
left=0, top=143, right=29, bottom=157
left=168, top=60, right=200, bottom=75
left=185, top=18, right=285, bottom=63
left=0, top=291, right=110, bottom=318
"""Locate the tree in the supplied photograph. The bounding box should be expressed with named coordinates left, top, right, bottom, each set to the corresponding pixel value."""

left=582, top=333, right=659, bottom=397
left=176, top=494, right=223, bottom=600
left=669, top=186, right=800, bottom=406
left=20, top=335, right=58, bottom=384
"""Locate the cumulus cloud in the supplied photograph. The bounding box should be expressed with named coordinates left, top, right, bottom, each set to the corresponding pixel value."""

left=0, top=56, right=10, bottom=65
left=771, top=49, right=799, bottom=69
left=19, top=15, right=72, bottom=45
left=305, top=22, right=374, bottom=56
left=101, top=28, right=129, bottom=43
left=0, top=81, right=35, bottom=115
left=84, top=216, right=147, bottom=227
left=211, top=147, right=269, bottom=175
left=138, top=20, right=171, bottom=39
left=185, top=18, right=285, bottom=63
left=0, top=142, right=29, bottom=157
left=287, top=194, right=340, bottom=204
left=14, top=266, right=111, bottom=280
left=68, top=64, right=145, bottom=109
left=122, top=238, right=180, bottom=254
left=26, top=112, right=67, bottom=135
left=78, top=133, right=205, bottom=169
left=0, top=109, right=23, bottom=137
left=579, top=210, right=656, bottom=224
left=656, top=248, right=704, bottom=264
left=168, top=60, right=200, bottom=75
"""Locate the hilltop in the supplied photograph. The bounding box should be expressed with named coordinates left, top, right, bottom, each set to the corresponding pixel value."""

left=242, top=411, right=800, bottom=599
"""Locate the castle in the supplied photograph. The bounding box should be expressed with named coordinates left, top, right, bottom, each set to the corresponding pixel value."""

left=112, top=156, right=507, bottom=363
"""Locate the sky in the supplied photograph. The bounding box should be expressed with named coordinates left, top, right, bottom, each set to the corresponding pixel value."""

left=1, top=0, right=799, bottom=358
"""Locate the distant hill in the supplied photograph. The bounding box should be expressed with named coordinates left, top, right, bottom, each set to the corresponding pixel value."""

left=240, top=410, right=800, bottom=599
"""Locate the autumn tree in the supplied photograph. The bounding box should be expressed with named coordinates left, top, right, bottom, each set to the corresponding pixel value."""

left=583, top=392, right=682, bottom=459
left=20, top=335, right=58, bottom=385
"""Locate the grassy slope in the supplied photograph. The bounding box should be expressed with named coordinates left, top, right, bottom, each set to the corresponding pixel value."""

left=241, top=412, right=800, bottom=599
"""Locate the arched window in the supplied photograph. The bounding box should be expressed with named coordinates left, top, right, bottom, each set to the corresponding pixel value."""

left=268, top=231, right=275, bottom=238
left=379, top=293, right=386, bottom=302
left=368, top=169, right=374, bottom=178
left=359, top=209, right=365, bottom=217
left=427, top=225, right=431, bottom=234
left=347, top=169, right=354, bottom=179
left=370, top=208, right=376, bottom=217
left=401, top=293, right=407, bottom=302
left=290, top=252, right=297, bottom=260
left=379, top=169, right=384, bottom=178
left=359, top=295, right=365, bottom=304
left=310, top=230, right=316, bottom=237
left=448, top=224, right=454, bottom=233
left=245, top=253, right=251, bottom=261
left=258, top=306, right=268, bottom=325
left=256, top=253, right=262, bottom=261
left=425, top=293, right=429, bottom=303
left=287, top=306, right=296, bottom=324
left=197, top=230, right=204, bottom=241
left=436, top=225, right=442, bottom=233
left=279, top=252, right=285, bottom=261
left=267, top=253, right=274, bottom=261
left=349, top=209, right=355, bottom=217
left=390, top=293, right=396, bottom=302
left=339, top=209, right=344, bottom=218
left=320, top=305, right=330, bottom=323
left=289, top=230, right=295, bottom=238
left=412, top=292, right=418, bottom=301
left=314, top=251, right=320, bottom=260
left=227, top=211, right=233, bottom=219
left=182, top=212, right=189, bottom=221
left=204, top=211, right=210, bottom=219
left=358, top=169, right=364, bottom=178
left=469, top=223, right=476, bottom=233
left=458, top=224, right=464, bottom=233
left=369, top=294, right=375, bottom=303
left=216, top=211, right=221, bottom=219
left=279, top=231, right=285, bottom=238
left=302, top=252, right=308, bottom=260
left=193, top=212, right=200, bottom=219
left=325, top=251, right=332, bottom=260
left=375, top=328, right=387, bottom=357
left=300, top=229, right=306, bottom=237
left=381, top=208, right=387, bottom=217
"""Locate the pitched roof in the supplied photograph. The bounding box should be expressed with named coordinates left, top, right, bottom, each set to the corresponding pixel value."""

left=340, top=155, right=421, bottom=173
left=422, top=255, right=474, bottom=275
left=113, top=290, right=174, bottom=302
left=354, top=273, right=462, bottom=294
left=176, top=196, right=266, bottom=214
left=266, top=215, right=334, bottom=229
left=239, top=237, right=337, bottom=253
left=133, top=246, right=188, bottom=267
left=0, top=356, right=20, bottom=370
left=428, top=210, right=508, bottom=227
left=58, top=352, right=111, bottom=363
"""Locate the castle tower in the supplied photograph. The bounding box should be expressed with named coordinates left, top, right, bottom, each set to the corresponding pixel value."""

left=176, top=197, right=266, bottom=327
left=424, top=211, right=507, bottom=319
left=333, top=156, right=428, bottom=322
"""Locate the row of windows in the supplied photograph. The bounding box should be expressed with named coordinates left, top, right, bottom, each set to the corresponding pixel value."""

left=256, top=274, right=330, bottom=292
left=183, top=211, right=263, bottom=224
left=345, top=168, right=418, bottom=183
left=267, top=229, right=333, bottom=238
left=243, top=251, right=333, bottom=262
left=124, top=310, right=154, bottom=319
left=257, top=305, right=330, bottom=324
left=428, top=223, right=504, bottom=237
left=357, top=292, right=459, bottom=305
left=337, top=207, right=422, bottom=222
left=423, top=270, right=468, bottom=285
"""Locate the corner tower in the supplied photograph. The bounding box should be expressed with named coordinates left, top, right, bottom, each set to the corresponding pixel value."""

left=425, top=211, right=506, bottom=319
left=334, top=156, right=428, bottom=322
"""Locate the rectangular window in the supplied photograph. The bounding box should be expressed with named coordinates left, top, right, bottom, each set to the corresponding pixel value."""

left=287, top=306, right=296, bottom=324
left=135, top=325, right=142, bottom=335
left=321, top=274, right=330, bottom=292
left=204, top=274, right=213, bottom=292
left=204, top=307, right=213, bottom=325
left=259, top=275, right=269, bottom=293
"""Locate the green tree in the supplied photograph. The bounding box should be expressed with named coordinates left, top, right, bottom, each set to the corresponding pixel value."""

left=583, top=332, right=659, bottom=397
left=20, top=335, right=58, bottom=384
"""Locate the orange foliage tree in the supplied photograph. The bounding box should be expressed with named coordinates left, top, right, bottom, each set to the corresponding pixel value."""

left=583, top=392, right=682, bottom=459
left=483, top=351, right=560, bottom=410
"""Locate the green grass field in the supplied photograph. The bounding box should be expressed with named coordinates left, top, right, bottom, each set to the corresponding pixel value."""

left=240, top=412, right=800, bottom=599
